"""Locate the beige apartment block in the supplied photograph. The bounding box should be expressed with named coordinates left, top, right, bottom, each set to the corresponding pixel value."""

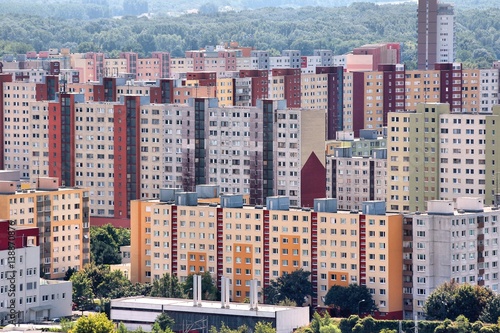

left=0, top=176, right=90, bottom=279
left=131, top=194, right=403, bottom=317
left=300, top=73, right=329, bottom=110
left=169, top=58, right=194, bottom=77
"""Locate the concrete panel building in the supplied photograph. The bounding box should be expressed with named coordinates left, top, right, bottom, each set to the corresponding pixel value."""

left=130, top=195, right=404, bottom=318
left=387, top=103, right=500, bottom=213
left=418, top=0, right=455, bottom=70
left=403, top=198, right=500, bottom=319
left=0, top=174, right=90, bottom=279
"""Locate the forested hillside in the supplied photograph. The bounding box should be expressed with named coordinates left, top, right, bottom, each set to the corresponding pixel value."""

left=0, top=2, right=499, bottom=68
left=0, top=0, right=499, bottom=18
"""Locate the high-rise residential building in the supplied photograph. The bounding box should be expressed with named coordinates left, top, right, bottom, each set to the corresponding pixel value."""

left=315, top=67, right=344, bottom=140
left=130, top=194, right=403, bottom=318
left=403, top=198, right=500, bottom=319
left=3, top=91, right=325, bottom=226
left=387, top=103, right=500, bottom=213
left=0, top=220, right=72, bottom=323
left=326, top=130, right=387, bottom=210
left=269, top=68, right=302, bottom=108
left=0, top=174, right=90, bottom=279
left=418, top=0, right=455, bottom=70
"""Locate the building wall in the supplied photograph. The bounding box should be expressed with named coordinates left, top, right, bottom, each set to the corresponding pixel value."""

left=388, top=104, right=500, bottom=213
left=406, top=205, right=500, bottom=319
left=39, top=280, right=72, bottom=319
left=436, top=3, right=455, bottom=64
left=417, top=0, right=438, bottom=70
left=131, top=200, right=404, bottom=316
left=0, top=245, right=41, bottom=323
left=0, top=186, right=90, bottom=279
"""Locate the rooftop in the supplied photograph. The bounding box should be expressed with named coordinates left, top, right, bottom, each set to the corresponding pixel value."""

left=112, top=296, right=298, bottom=315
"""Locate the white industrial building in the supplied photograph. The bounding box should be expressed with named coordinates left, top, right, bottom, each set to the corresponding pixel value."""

left=111, top=277, right=309, bottom=333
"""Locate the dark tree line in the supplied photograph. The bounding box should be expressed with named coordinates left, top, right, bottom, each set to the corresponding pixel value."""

left=0, top=3, right=499, bottom=69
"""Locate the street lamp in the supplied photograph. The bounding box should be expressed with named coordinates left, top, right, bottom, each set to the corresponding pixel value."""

left=358, top=299, right=365, bottom=317
left=273, top=293, right=281, bottom=305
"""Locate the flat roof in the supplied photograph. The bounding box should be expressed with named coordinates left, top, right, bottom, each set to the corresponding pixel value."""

left=112, top=296, right=297, bottom=314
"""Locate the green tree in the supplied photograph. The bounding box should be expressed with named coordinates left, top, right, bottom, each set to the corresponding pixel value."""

left=209, top=322, right=248, bottom=333
left=64, top=266, right=77, bottom=281
left=263, top=269, right=313, bottom=306
left=338, top=316, right=360, bottom=333
left=480, top=295, right=500, bottom=324
left=277, top=298, right=297, bottom=306
left=90, top=224, right=125, bottom=264
left=324, top=284, right=375, bottom=317
left=154, top=312, right=175, bottom=332
left=183, top=273, right=219, bottom=301
left=72, top=313, right=115, bottom=333
left=318, top=324, right=340, bottom=333
left=311, top=312, right=337, bottom=333
left=60, top=318, right=74, bottom=333
left=254, top=322, right=276, bottom=333
left=71, top=270, right=95, bottom=310
left=150, top=273, right=184, bottom=298
left=70, top=263, right=149, bottom=311
left=122, top=282, right=152, bottom=298
left=425, top=282, right=494, bottom=322
left=117, top=322, right=128, bottom=333
left=151, top=322, right=163, bottom=333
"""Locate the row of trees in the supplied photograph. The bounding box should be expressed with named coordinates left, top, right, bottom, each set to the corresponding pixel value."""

left=2, top=0, right=498, bottom=19
left=70, top=265, right=317, bottom=312
left=69, top=265, right=222, bottom=312
left=0, top=3, right=499, bottom=68
left=0, top=0, right=148, bottom=20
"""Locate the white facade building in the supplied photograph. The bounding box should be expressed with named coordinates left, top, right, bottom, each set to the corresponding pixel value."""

left=404, top=198, right=500, bottom=319
left=436, top=3, right=455, bottom=64
left=0, top=221, right=72, bottom=324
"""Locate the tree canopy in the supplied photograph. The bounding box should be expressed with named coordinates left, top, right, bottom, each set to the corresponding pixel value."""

left=324, top=284, right=375, bottom=317
left=0, top=0, right=497, bottom=19
left=150, top=273, right=185, bottom=298
left=90, top=224, right=130, bottom=265
left=424, top=281, right=494, bottom=322
left=152, top=312, right=175, bottom=333
left=263, top=269, right=313, bottom=306
left=0, top=3, right=499, bottom=68
left=183, top=272, right=219, bottom=301
left=72, top=313, right=115, bottom=333
left=70, top=263, right=151, bottom=312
